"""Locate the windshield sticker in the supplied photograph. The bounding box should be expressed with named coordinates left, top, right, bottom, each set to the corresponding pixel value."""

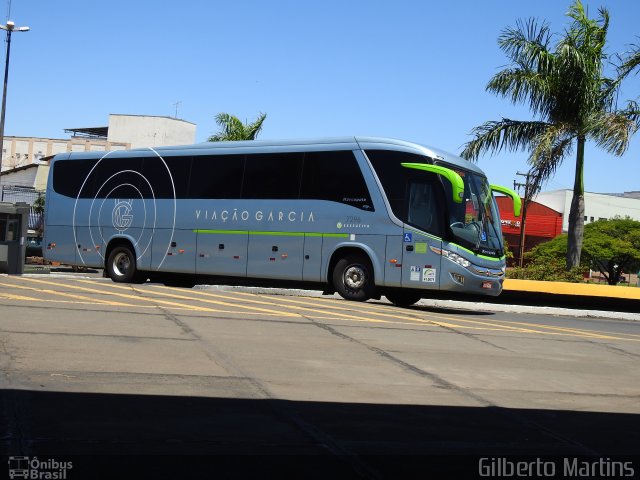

left=422, top=268, right=436, bottom=283
left=415, top=242, right=427, bottom=254
left=410, top=266, right=421, bottom=281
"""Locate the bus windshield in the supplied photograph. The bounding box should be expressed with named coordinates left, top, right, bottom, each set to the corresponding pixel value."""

left=444, top=170, right=504, bottom=256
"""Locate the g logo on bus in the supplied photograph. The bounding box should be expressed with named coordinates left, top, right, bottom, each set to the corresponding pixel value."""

left=112, top=199, right=133, bottom=232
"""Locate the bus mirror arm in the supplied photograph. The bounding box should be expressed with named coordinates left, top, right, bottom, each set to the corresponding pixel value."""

left=490, top=184, right=521, bottom=217
left=400, top=163, right=464, bottom=204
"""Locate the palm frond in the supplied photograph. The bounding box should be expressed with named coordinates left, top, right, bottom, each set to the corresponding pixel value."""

left=616, top=40, right=640, bottom=80
left=498, top=19, right=553, bottom=69
left=208, top=112, right=267, bottom=142
left=589, top=103, right=640, bottom=156
left=244, top=112, right=267, bottom=140
left=460, top=118, right=551, bottom=160
left=527, top=133, right=575, bottom=196
left=487, top=69, right=553, bottom=118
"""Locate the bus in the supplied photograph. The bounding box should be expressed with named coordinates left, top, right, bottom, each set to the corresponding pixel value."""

left=43, top=137, right=520, bottom=307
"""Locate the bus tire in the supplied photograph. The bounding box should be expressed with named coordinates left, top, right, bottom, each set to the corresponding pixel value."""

left=106, top=245, right=138, bottom=283
left=385, top=290, right=422, bottom=308
left=332, top=253, right=375, bottom=302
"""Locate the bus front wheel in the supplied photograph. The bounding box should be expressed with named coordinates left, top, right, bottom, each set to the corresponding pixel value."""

left=106, top=245, right=139, bottom=283
left=332, top=253, right=375, bottom=302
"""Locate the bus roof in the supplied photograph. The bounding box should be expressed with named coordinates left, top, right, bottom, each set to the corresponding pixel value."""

left=54, top=136, right=486, bottom=176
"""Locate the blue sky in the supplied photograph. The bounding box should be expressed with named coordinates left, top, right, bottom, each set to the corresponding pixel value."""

left=4, top=0, right=640, bottom=194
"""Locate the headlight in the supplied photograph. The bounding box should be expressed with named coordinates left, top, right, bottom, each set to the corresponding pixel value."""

left=440, top=248, right=505, bottom=278
left=441, top=250, right=471, bottom=268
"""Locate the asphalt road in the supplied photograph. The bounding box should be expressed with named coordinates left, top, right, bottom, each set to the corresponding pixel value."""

left=1, top=275, right=639, bottom=479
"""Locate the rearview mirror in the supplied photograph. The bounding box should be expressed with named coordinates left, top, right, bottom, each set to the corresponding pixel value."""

left=401, top=163, right=464, bottom=204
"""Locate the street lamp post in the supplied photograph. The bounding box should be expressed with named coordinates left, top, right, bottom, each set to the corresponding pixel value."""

left=0, top=20, right=29, bottom=187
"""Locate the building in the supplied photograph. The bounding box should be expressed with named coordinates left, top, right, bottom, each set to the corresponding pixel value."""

left=1, top=114, right=197, bottom=172
left=495, top=196, right=563, bottom=264
left=0, top=113, right=197, bottom=234
left=0, top=163, right=50, bottom=230
left=534, top=189, right=640, bottom=231
left=0, top=163, right=49, bottom=191
left=496, top=189, right=640, bottom=264
left=106, top=114, right=196, bottom=149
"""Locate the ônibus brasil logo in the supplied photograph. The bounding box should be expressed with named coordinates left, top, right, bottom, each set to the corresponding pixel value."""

left=8, top=456, right=73, bottom=479
left=112, top=199, right=133, bottom=232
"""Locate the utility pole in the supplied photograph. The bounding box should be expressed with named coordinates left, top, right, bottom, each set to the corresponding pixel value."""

left=513, top=171, right=533, bottom=267
left=0, top=20, right=29, bottom=187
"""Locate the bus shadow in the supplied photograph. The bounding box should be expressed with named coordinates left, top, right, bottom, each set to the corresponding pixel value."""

left=2, top=388, right=638, bottom=479
left=368, top=299, right=495, bottom=316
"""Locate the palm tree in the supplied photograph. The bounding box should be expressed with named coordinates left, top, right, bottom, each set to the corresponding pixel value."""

left=208, top=112, right=267, bottom=142
left=461, top=0, right=639, bottom=269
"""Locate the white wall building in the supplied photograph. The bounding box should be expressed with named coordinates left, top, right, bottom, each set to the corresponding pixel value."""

left=1, top=114, right=197, bottom=172
left=535, top=189, right=640, bottom=232
left=1, top=136, right=129, bottom=172
left=107, top=114, right=196, bottom=149
left=0, top=164, right=49, bottom=191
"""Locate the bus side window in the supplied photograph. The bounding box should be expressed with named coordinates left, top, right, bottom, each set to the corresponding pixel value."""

left=190, top=155, right=244, bottom=199
left=242, top=153, right=303, bottom=199
left=406, top=180, right=443, bottom=237
left=52, top=159, right=97, bottom=198
left=300, top=151, right=373, bottom=210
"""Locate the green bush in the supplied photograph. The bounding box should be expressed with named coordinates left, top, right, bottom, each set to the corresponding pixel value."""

left=507, top=258, right=583, bottom=282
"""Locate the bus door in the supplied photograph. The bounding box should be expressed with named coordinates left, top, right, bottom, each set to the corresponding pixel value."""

left=401, top=180, right=442, bottom=289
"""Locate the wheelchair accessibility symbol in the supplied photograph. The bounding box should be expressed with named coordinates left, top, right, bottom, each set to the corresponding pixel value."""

left=404, top=233, right=413, bottom=242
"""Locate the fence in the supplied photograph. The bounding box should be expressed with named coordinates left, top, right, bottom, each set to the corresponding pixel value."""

left=1, top=185, right=44, bottom=231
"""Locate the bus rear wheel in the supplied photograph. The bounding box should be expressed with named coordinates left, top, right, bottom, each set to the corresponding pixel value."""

left=106, top=245, right=140, bottom=283
left=385, top=290, right=422, bottom=308
left=332, top=253, right=375, bottom=302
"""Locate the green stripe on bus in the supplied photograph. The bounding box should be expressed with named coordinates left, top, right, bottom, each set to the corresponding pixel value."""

left=449, top=242, right=505, bottom=262
left=193, top=229, right=349, bottom=238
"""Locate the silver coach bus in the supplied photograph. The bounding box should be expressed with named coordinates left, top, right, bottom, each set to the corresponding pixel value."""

left=43, top=137, right=520, bottom=307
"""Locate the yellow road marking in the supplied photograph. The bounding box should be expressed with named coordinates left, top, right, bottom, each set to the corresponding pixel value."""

left=0, top=281, right=134, bottom=307
left=0, top=291, right=43, bottom=302
left=231, top=291, right=640, bottom=341
left=79, top=281, right=301, bottom=318
left=15, top=277, right=217, bottom=312
left=92, top=281, right=398, bottom=325
left=485, top=318, right=632, bottom=340
left=420, top=310, right=637, bottom=341
left=4, top=277, right=638, bottom=342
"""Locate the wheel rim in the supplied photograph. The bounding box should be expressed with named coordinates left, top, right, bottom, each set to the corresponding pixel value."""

left=112, top=252, right=131, bottom=277
left=344, top=265, right=366, bottom=290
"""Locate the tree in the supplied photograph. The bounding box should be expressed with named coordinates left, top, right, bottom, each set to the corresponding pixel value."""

left=529, top=218, right=640, bottom=285
left=32, top=193, right=46, bottom=236
left=460, top=1, right=640, bottom=270
left=208, top=112, right=267, bottom=142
